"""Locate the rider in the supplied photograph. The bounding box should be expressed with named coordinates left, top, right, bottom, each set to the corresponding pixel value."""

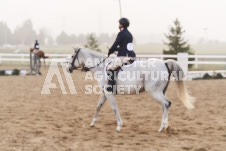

left=34, top=40, right=39, bottom=53
left=106, top=18, right=136, bottom=92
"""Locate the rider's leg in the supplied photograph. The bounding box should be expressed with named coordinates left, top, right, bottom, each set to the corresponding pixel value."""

left=106, top=58, right=117, bottom=92
left=106, top=69, right=116, bottom=92
left=106, top=57, right=133, bottom=92
left=106, top=57, right=122, bottom=92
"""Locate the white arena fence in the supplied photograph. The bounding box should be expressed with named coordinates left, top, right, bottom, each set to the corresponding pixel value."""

left=0, top=53, right=226, bottom=79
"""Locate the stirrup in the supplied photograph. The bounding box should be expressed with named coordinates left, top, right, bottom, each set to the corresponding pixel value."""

left=106, top=85, right=113, bottom=92
left=106, top=85, right=116, bottom=94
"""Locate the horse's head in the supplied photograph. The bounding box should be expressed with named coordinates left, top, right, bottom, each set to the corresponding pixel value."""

left=66, top=46, right=85, bottom=73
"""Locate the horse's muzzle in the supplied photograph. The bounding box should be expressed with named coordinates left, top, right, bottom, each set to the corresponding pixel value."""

left=66, top=66, right=73, bottom=73
left=67, top=66, right=77, bottom=73
left=69, top=68, right=73, bottom=73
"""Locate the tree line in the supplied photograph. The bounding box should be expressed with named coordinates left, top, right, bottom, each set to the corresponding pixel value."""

left=0, top=19, right=116, bottom=46
left=1, top=18, right=196, bottom=58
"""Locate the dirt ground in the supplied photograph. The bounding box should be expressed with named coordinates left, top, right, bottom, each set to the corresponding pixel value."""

left=0, top=66, right=226, bottom=151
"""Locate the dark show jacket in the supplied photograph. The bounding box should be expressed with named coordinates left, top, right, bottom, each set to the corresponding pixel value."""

left=34, top=42, right=39, bottom=49
left=109, top=28, right=136, bottom=57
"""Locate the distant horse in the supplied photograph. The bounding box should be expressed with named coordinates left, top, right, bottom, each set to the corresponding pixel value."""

left=30, top=48, right=49, bottom=67
left=67, top=46, right=195, bottom=132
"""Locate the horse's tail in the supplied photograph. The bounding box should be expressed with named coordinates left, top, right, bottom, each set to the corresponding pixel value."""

left=165, top=60, right=195, bottom=110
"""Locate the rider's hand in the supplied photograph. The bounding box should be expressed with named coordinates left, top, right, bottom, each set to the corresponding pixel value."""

left=108, top=49, right=115, bottom=57
left=108, top=51, right=112, bottom=57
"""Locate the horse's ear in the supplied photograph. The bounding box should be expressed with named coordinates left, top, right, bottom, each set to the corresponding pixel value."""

left=72, top=45, right=81, bottom=52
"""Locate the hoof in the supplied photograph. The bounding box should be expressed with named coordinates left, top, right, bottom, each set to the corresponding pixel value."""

left=163, top=126, right=169, bottom=132
left=116, top=125, right=121, bottom=132
left=158, top=127, right=163, bottom=132
left=158, top=125, right=168, bottom=132
left=90, top=122, right=95, bottom=127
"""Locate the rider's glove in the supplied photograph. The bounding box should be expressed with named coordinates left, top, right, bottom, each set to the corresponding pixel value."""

left=108, top=50, right=114, bottom=57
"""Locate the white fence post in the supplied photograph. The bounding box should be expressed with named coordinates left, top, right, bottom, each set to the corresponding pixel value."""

left=195, top=56, right=198, bottom=69
left=0, top=54, right=2, bottom=64
left=177, top=53, right=188, bottom=78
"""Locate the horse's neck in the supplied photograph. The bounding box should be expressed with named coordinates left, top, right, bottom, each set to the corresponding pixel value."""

left=83, top=51, right=106, bottom=73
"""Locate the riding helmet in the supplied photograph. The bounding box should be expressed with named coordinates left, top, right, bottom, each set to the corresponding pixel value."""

left=119, top=18, right=130, bottom=28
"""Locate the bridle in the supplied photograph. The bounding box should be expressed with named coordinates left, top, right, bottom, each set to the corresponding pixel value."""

left=70, top=48, right=107, bottom=71
left=70, top=49, right=81, bottom=70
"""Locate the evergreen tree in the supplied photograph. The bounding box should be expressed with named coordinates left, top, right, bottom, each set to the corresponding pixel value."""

left=163, top=18, right=194, bottom=55
left=56, top=31, right=70, bottom=45
left=0, top=22, right=12, bottom=45
left=84, top=34, right=101, bottom=52
left=38, top=28, right=48, bottom=45
left=77, top=34, right=86, bottom=44
left=13, top=20, right=37, bottom=45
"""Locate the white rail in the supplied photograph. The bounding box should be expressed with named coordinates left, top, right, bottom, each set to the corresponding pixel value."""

left=1, top=53, right=226, bottom=63
left=0, top=53, right=70, bottom=63
left=0, top=53, right=226, bottom=79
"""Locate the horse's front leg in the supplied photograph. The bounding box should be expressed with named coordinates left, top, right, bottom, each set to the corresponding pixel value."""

left=90, top=93, right=106, bottom=127
left=105, top=93, right=123, bottom=132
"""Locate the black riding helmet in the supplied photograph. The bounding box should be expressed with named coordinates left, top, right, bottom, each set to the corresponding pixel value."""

left=119, top=18, right=130, bottom=28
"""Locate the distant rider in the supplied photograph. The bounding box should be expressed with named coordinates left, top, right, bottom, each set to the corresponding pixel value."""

left=34, top=40, right=40, bottom=54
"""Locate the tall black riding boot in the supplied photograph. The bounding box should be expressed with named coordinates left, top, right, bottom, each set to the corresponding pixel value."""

left=106, top=69, right=116, bottom=92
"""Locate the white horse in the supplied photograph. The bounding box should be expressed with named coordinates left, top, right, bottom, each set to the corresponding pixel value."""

left=66, top=46, right=195, bottom=132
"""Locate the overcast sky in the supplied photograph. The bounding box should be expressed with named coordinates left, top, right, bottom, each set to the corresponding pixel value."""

left=0, top=0, right=226, bottom=43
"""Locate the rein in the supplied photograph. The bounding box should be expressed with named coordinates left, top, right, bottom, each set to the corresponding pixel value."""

left=70, top=48, right=107, bottom=70
left=83, top=58, right=107, bottom=70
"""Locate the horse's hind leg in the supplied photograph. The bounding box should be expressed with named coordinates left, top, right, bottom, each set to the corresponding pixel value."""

left=150, top=92, right=171, bottom=132
left=90, top=94, right=107, bottom=127
left=38, top=59, right=42, bottom=75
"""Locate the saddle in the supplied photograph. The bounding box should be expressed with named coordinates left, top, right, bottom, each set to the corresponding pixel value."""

left=124, top=59, right=135, bottom=65
left=107, top=58, right=135, bottom=74
left=33, top=49, right=40, bottom=55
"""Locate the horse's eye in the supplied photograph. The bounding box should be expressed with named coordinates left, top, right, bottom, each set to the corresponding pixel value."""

left=71, top=56, right=74, bottom=58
